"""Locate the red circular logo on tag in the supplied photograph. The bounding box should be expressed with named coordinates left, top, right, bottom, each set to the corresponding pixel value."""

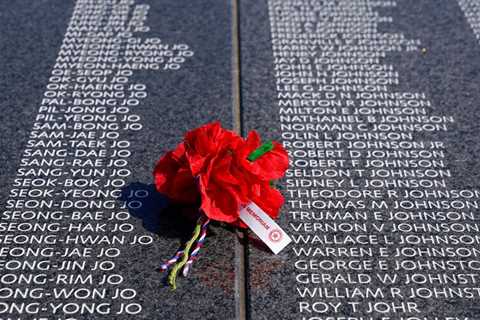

left=268, top=229, right=283, bottom=243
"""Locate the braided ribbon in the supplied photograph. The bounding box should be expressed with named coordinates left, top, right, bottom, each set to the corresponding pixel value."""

left=161, top=215, right=210, bottom=289
left=182, top=217, right=209, bottom=276
left=160, top=141, right=273, bottom=289
left=160, top=250, right=184, bottom=271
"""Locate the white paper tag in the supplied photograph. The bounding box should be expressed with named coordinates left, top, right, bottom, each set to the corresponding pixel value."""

left=239, top=201, right=292, bottom=254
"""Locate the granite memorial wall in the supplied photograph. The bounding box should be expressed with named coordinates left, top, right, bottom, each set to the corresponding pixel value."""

left=2, top=0, right=480, bottom=319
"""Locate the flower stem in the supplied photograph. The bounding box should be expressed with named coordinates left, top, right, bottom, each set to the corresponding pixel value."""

left=167, top=218, right=203, bottom=290
left=247, top=140, right=274, bottom=161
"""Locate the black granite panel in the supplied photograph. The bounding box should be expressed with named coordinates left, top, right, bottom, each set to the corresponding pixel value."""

left=240, top=0, right=480, bottom=319
left=0, top=1, right=236, bottom=319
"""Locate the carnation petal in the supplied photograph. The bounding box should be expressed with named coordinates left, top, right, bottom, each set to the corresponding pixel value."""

left=198, top=175, right=241, bottom=223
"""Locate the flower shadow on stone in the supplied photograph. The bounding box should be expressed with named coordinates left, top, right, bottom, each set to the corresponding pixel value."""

left=118, top=182, right=198, bottom=242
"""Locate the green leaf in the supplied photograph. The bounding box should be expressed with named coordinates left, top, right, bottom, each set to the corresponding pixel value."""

left=247, top=140, right=274, bottom=162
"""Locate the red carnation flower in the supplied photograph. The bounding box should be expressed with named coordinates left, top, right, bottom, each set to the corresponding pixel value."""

left=184, top=121, right=243, bottom=176
left=198, top=150, right=248, bottom=223
left=153, top=142, right=199, bottom=204
left=236, top=130, right=289, bottom=181
left=250, top=181, right=284, bottom=220
left=153, top=122, right=289, bottom=224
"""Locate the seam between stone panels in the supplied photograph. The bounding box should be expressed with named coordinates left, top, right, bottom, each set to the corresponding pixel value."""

left=231, top=0, right=248, bottom=320
left=232, top=0, right=242, bottom=135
